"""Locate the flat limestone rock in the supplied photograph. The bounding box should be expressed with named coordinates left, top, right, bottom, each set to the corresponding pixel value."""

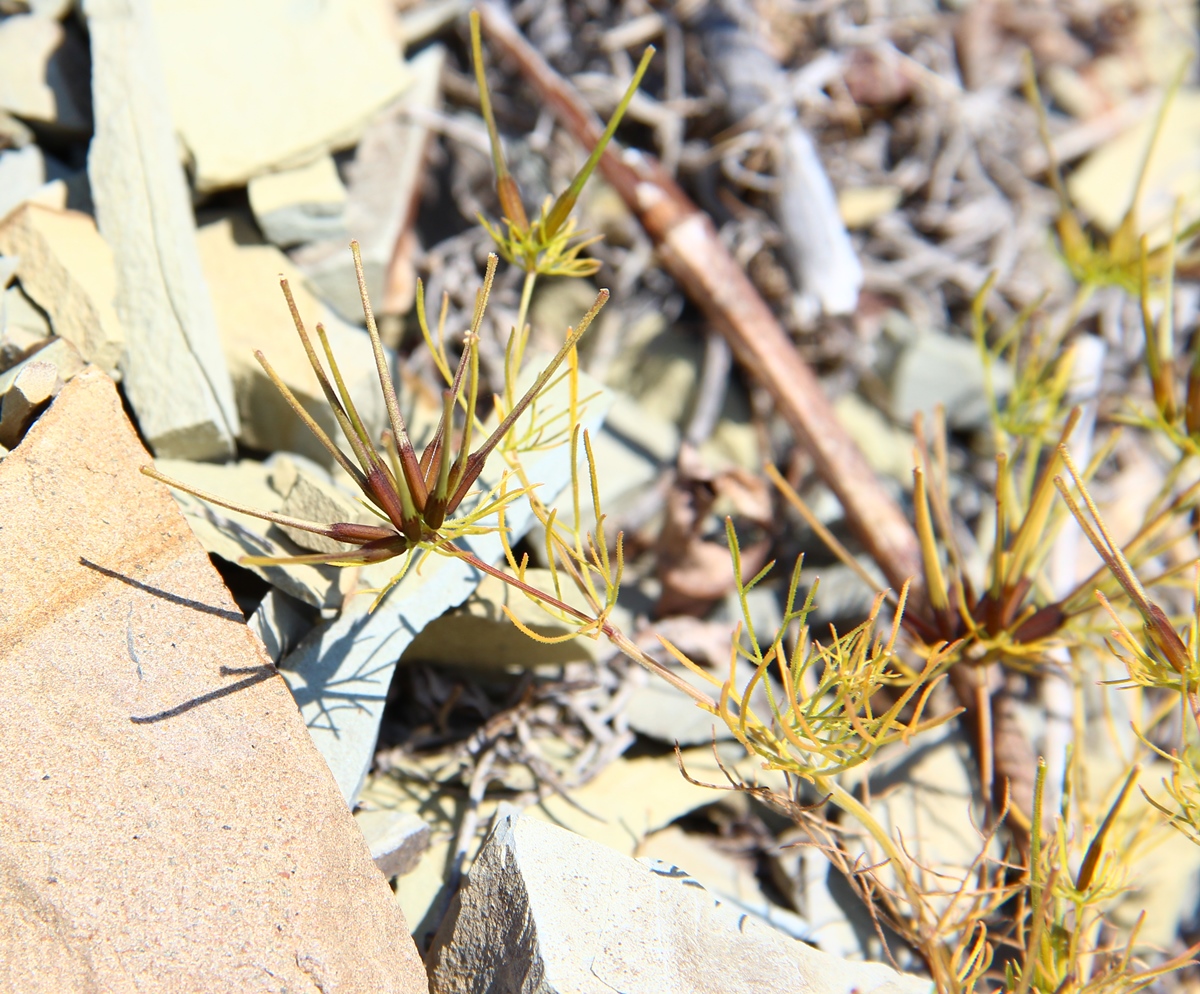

left=356, top=808, right=432, bottom=880
left=248, top=154, right=349, bottom=249
left=428, top=814, right=930, bottom=994
left=84, top=0, right=240, bottom=461
left=153, top=456, right=344, bottom=611
left=150, top=0, right=409, bottom=192
left=0, top=368, right=428, bottom=993
left=294, top=45, right=443, bottom=322
left=0, top=204, right=125, bottom=374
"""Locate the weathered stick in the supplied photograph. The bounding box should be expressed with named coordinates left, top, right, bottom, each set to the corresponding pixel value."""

left=478, top=0, right=922, bottom=595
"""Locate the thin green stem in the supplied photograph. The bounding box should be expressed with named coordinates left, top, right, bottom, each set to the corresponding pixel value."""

left=504, top=268, right=539, bottom=415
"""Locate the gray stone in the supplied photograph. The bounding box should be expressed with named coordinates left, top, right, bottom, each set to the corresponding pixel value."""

left=0, top=13, right=91, bottom=134
left=247, top=587, right=315, bottom=664
left=427, top=813, right=931, bottom=994
left=623, top=664, right=737, bottom=746
left=197, top=214, right=387, bottom=470
left=890, top=330, right=1012, bottom=431
left=248, top=154, right=348, bottom=248
left=568, top=390, right=680, bottom=528
left=0, top=145, right=45, bottom=221
left=294, top=45, right=444, bottom=322
left=279, top=552, right=484, bottom=805
left=640, top=824, right=811, bottom=939
left=356, top=807, right=432, bottom=879
left=84, top=0, right=240, bottom=460
left=149, top=0, right=410, bottom=193
left=278, top=466, right=376, bottom=554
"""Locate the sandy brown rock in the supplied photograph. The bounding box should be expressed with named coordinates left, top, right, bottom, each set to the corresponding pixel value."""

left=0, top=368, right=428, bottom=994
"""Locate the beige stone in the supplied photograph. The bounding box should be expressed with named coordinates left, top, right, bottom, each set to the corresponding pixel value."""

left=0, top=204, right=124, bottom=373
left=0, top=358, right=59, bottom=447
left=0, top=336, right=83, bottom=397
left=295, top=45, right=443, bottom=321
left=84, top=0, right=240, bottom=460
left=1068, top=88, right=1200, bottom=246
left=197, top=214, right=387, bottom=468
left=248, top=154, right=348, bottom=248
left=0, top=13, right=90, bottom=132
left=428, top=814, right=929, bottom=994
left=150, top=0, right=409, bottom=192
left=0, top=368, right=428, bottom=993
left=838, top=185, right=903, bottom=229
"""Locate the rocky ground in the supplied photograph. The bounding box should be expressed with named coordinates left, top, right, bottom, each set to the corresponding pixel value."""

left=1, top=0, right=1199, bottom=991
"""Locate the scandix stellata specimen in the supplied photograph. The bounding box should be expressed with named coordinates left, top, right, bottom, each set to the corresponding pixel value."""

left=141, top=12, right=656, bottom=642
left=138, top=15, right=1200, bottom=994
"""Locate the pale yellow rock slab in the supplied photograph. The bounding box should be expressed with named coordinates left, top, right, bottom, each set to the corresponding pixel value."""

left=0, top=204, right=125, bottom=374
left=527, top=748, right=787, bottom=855
left=1068, top=88, right=1200, bottom=245
left=197, top=214, right=387, bottom=468
left=0, top=368, right=428, bottom=994
left=294, top=45, right=441, bottom=320
left=248, top=154, right=348, bottom=248
left=838, top=185, right=903, bottom=229
left=249, top=155, right=348, bottom=217
left=151, top=0, right=410, bottom=192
